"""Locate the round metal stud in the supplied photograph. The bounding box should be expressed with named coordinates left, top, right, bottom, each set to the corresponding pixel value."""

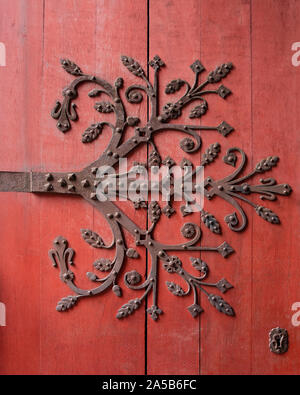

left=90, top=192, right=97, bottom=200
left=91, top=167, right=98, bottom=175
left=81, top=179, right=90, bottom=188
left=68, top=173, right=76, bottom=181
left=58, top=178, right=67, bottom=187
left=45, top=173, right=53, bottom=181
left=44, top=183, right=53, bottom=191
left=68, top=185, right=76, bottom=192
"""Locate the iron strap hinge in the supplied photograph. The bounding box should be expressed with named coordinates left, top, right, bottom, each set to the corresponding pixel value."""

left=0, top=171, right=32, bottom=192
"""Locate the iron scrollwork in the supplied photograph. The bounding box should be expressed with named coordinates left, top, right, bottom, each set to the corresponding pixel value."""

left=0, top=54, right=292, bottom=321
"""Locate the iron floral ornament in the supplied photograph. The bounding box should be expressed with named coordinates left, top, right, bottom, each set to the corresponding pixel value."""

left=0, top=55, right=292, bottom=321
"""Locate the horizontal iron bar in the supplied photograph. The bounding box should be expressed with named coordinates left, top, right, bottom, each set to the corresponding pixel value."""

left=0, top=171, right=31, bottom=192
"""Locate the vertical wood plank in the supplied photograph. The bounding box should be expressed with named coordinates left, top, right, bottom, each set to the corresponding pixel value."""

left=40, top=0, right=148, bottom=374
left=147, top=0, right=202, bottom=375
left=251, top=0, right=300, bottom=375
left=0, top=0, right=44, bottom=374
left=199, top=0, right=252, bottom=375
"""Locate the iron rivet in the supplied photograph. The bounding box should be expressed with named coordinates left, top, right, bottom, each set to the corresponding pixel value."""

left=45, top=173, right=53, bottom=181
left=218, top=185, right=224, bottom=190
left=117, top=239, right=123, bottom=245
left=132, top=139, right=138, bottom=144
left=114, top=212, right=121, bottom=218
left=58, top=178, right=67, bottom=187
left=107, top=151, right=112, bottom=156
left=148, top=241, right=153, bottom=246
left=68, top=185, right=76, bottom=192
left=157, top=116, right=163, bottom=122
left=134, top=229, right=139, bottom=233
left=91, top=167, right=98, bottom=175
left=114, top=98, right=120, bottom=103
left=115, top=127, right=121, bottom=133
left=81, top=179, right=90, bottom=187
left=90, top=192, right=98, bottom=200
left=113, top=153, right=119, bottom=159
left=44, top=183, right=53, bottom=191
left=107, top=213, right=113, bottom=219
left=68, top=173, right=76, bottom=181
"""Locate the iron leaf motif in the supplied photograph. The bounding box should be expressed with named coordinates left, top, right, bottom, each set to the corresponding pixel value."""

left=60, top=58, right=83, bottom=76
left=166, top=282, right=185, bottom=296
left=208, top=294, right=235, bottom=316
left=82, top=123, right=103, bottom=143
left=81, top=229, right=106, bottom=248
left=56, top=296, right=78, bottom=312
left=116, top=299, right=142, bottom=319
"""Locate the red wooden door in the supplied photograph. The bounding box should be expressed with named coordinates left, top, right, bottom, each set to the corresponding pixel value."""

left=0, top=0, right=299, bottom=375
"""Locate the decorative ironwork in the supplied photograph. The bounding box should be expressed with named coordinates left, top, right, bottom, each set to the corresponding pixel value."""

left=269, top=327, right=289, bottom=354
left=0, top=55, right=292, bottom=321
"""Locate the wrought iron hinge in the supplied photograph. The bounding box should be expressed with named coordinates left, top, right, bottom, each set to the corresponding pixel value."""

left=0, top=55, right=292, bottom=322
